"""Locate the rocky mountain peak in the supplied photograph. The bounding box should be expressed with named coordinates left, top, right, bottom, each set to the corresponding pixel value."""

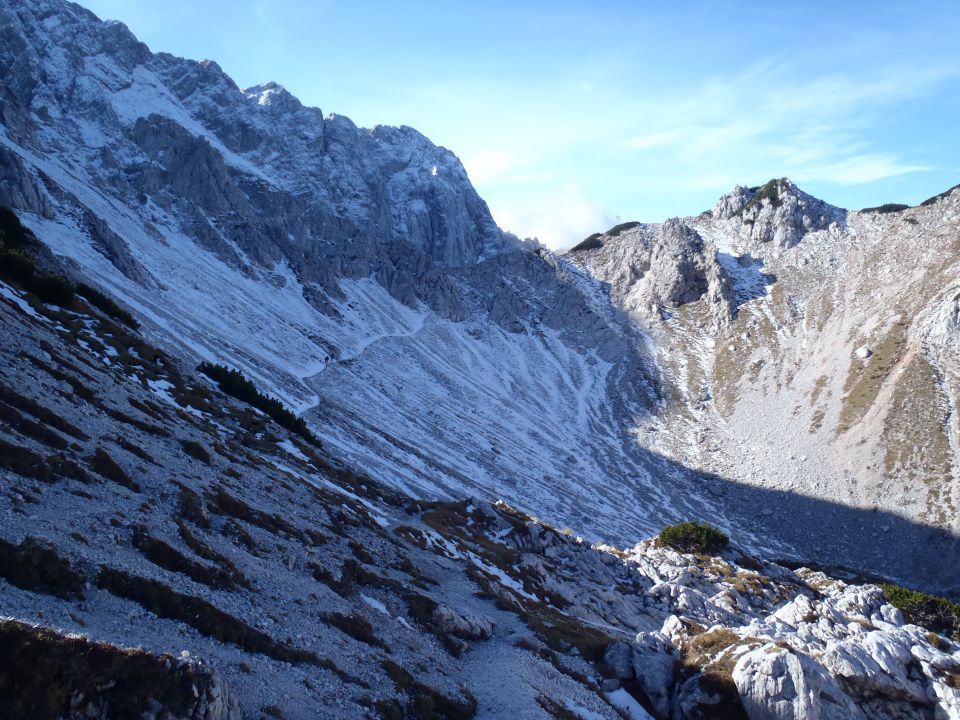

left=565, top=217, right=734, bottom=332
left=712, top=177, right=847, bottom=251
left=242, top=82, right=303, bottom=114
left=0, top=0, right=516, bottom=324
left=2, top=0, right=960, bottom=717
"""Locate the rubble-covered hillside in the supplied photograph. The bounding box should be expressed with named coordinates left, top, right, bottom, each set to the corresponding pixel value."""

left=1, top=216, right=959, bottom=719
left=566, top=178, right=960, bottom=593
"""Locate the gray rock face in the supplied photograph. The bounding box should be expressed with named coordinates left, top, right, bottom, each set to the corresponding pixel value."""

left=1, top=0, right=957, bottom=614
left=0, top=0, right=692, bottom=585
left=734, top=646, right=867, bottom=720
left=602, top=641, right=634, bottom=680
left=632, top=631, right=677, bottom=717
left=650, top=220, right=720, bottom=307
left=566, top=218, right=734, bottom=331
left=0, top=0, right=512, bottom=318
left=431, top=604, right=494, bottom=641
left=712, top=179, right=846, bottom=252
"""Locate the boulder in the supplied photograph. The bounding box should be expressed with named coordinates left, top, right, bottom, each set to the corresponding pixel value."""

left=733, top=644, right=866, bottom=720
left=632, top=631, right=677, bottom=718
left=603, top=641, right=634, bottom=680
left=430, top=605, right=494, bottom=640
left=820, top=630, right=933, bottom=708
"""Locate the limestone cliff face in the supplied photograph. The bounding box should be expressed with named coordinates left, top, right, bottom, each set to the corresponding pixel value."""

left=0, top=0, right=511, bottom=315
left=0, top=0, right=676, bottom=574
left=711, top=178, right=847, bottom=252
left=567, top=218, right=734, bottom=332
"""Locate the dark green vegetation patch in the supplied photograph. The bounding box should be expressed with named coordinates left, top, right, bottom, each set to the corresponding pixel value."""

left=657, top=521, right=729, bottom=554
left=76, top=282, right=139, bottom=329
left=197, top=362, right=320, bottom=446
left=881, top=583, right=960, bottom=639
left=569, top=233, right=603, bottom=253
left=745, top=178, right=786, bottom=211
left=605, top=220, right=641, bottom=236
left=920, top=183, right=960, bottom=207
left=0, top=208, right=76, bottom=306
left=861, top=203, right=910, bottom=214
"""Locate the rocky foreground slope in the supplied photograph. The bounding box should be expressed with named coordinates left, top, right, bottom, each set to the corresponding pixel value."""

left=1, top=256, right=959, bottom=718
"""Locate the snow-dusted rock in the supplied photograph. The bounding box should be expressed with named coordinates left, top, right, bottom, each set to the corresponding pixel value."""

left=430, top=605, right=494, bottom=640
left=603, top=641, right=634, bottom=680
left=631, top=631, right=677, bottom=717
left=820, top=630, right=933, bottom=709
left=712, top=179, right=846, bottom=251
left=733, top=645, right=866, bottom=720
left=567, top=217, right=734, bottom=332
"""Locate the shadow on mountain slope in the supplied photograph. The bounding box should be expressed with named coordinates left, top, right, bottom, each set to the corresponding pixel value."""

left=716, top=252, right=776, bottom=311
left=635, top=447, right=960, bottom=600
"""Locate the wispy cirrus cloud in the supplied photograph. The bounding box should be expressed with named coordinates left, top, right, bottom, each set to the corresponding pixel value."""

left=455, top=55, right=960, bottom=247
left=617, top=59, right=959, bottom=188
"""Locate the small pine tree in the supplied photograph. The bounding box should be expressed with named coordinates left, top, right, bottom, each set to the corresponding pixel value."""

left=0, top=245, right=36, bottom=284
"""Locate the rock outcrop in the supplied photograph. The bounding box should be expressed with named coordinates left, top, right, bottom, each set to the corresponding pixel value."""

left=711, top=178, right=847, bottom=252
left=566, top=218, right=734, bottom=331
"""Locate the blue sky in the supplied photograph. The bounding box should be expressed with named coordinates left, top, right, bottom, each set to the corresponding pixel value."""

left=78, top=0, right=960, bottom=249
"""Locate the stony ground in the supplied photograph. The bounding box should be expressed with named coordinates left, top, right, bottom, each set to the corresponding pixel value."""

left=1, top=260, right=959, bottom=719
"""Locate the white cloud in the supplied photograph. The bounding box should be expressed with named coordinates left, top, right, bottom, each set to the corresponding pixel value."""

left=488, top=182, right=617, bottom=251
left=792, top=155, right=933, bottom=185
left=615, top=59, right=960, bottom=192
left=460, top=150, right=515, bottom=185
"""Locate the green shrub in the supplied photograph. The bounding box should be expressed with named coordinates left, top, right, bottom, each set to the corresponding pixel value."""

left=920, top=183, right=960, bottom=207
left=861, top=203, right=910, bottom=214
left=880, top=583, right=960, bottom=638
left=26, top=273, right=75, bottom=306
left=605, top=220, right=641, bottom=236
left=76, top=283, right=139, bottom=329
left=569, top=233, right=602, bottom=253
left=746, top=178, right=786, bottom=211
left=0, top=246, right=36, bottom=284
left=658, top=521, right=729, bottom=554
left=0, top=207, right=33, bottom=247
left=197, top=362, right=319, bottom=446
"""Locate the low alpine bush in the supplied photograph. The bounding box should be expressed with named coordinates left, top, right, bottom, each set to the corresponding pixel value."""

left=658, top=521, right=729, bottom=554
